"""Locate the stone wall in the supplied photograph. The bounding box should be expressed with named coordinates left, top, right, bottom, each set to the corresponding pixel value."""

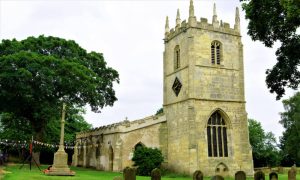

left=74, top=114, right=167, bottom=171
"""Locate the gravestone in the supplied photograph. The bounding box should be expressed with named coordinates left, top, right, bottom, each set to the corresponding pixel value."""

left=113, top=176, right=123, bottom=180
left=269, top=172, right=278, bottom=180
left=123, top=167, right=136, bottom=180
left=291, top=164, right=297, bottom=172
left=277, top=167, right=283, bottom=174
left=288, top=168, right=297, bottom=180
left=235, top=171, right=246, bottom=180
left=211, top=175, right=224, bottom=180
left=193, top=170, right=203, bottom=180
left=254, top=171, right=265, bottom=180
left=151, top=168, right=161, bottom=180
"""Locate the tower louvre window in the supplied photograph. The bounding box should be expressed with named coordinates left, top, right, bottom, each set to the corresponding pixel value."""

left=211, top=41, right=222, bottom=65
left=207, top=111, right=228, bottom=157
left=211, top=44, right=215, bottom=64
left=174, top=45, right=180, bottom=70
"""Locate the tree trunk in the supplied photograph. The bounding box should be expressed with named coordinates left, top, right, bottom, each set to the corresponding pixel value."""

left=31, top=121, right=46, bottom=166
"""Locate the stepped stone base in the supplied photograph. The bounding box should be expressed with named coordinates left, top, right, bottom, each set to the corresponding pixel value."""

left=44, top=149, right=75, bottom=176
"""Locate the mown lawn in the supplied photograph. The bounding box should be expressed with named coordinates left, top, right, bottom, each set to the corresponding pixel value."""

left=1, top=164, right=191, bottom=180
left=1, top=164, right=299, bottom=180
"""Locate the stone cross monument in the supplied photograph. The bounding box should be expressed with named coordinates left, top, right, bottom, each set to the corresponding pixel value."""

left=45, top=103, right=75, bottom=176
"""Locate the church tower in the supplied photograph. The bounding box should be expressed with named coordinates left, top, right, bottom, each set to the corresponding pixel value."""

left=163, top=1, right=253, bottom=176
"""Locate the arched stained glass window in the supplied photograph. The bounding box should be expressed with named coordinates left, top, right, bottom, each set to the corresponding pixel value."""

left=207, top=111, right=228, bottom=157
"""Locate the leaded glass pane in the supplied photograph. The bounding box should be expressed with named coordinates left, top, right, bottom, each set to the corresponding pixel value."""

left=207, top=127, right=212, bottom=157
left=212, top=126, right=217, bottom=157
left=218, top=127, right=223, bottom=157
left=221, top=119, right=225, bottom=125
left=223, top=127, right=228, bottom=157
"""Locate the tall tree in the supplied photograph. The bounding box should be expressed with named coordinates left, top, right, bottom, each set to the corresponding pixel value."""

left=43, top=106, right=92, bottom=144
left=279, top=92, right=300, bottom=166
left=0, top=113, right=33, bottom=141
left=240, top=0, right=300, bottom=99
left=248, top=119, right=280, bottom=167
left=0, top=35, right=119, bottom=141
left=0, top=107, right=92, bottom=163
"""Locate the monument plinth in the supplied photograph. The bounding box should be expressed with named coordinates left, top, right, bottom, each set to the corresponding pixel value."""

left=45, top=103, right=75, bottom=176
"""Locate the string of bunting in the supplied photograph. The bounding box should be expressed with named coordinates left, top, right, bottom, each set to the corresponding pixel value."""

left=0, top=139, right=100, bottom=149
left=32, top=140, right=76, bottom=149
left=0, top=139, right=29, bottom=148
left=0, top=139, right=75, bottom=149
left=32, top=140, right=101, bottom=149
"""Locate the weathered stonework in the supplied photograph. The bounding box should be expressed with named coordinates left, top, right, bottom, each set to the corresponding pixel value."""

left=75, top=115, right=167, bottom=171
left=75, top=1, right=254, bottom=177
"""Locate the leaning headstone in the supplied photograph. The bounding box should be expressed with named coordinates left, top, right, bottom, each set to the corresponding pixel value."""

left=211, top=175, right=224, bottom=180
left=288, top=168, right=297, bottom=180
left=123, top=167, right=136, bottom=180
left=235, top=171, right=246, bottom=180
left=151, top=168, right=161, bottom=180
left=269, top=172, right=278, bottom=180
left=193, top=170, right=203, bottom=180
left=254, top=171, right=265, bottom=180
left=113, top=176, right=123, bottom=180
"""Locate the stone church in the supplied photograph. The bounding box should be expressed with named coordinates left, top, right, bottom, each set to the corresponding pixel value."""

left=74, top=0, right=254, bottom=177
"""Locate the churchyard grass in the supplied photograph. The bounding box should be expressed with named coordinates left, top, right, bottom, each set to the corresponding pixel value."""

left=1, top=164, right=189, bottom=180
left=1, top=164, right=299, bottom=180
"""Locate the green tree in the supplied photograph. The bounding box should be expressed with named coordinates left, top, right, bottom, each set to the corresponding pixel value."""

left=43, top=106, right=92, bottom=144
left=0, top=113, right=33, bottom=141
left=155, top=107, right=163, bottom=115
left=0, top=106, right=91, bottom=163
left=132, top=146, right=164, bottom=176
left=248, top=119, right=280, bottom=167
left=0, top=35, right=119, bottom=141
left=240, top=0, right=300, bottom=99
left=279, top=92, right=300, bottom=166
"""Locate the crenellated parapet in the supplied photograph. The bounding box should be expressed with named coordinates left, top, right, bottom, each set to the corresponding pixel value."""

left=76, top=113, right=166, bottom=139
left=164, top=1, right=241, bottom=43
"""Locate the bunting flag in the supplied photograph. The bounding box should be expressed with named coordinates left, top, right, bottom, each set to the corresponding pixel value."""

left=0, top=139, right=102, bottom=150
left=0, top=139, right=76, bottom=150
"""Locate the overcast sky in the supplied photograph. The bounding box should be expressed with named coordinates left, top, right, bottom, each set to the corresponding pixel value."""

left=0, top=0, right=297, bottom=140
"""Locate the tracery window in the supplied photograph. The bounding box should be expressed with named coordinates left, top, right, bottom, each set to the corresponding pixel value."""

left=211, top=41, right=222, bottom=65
left=174, top=45, right=180, bottom=70
left=207, top=111, right=228, bottom=157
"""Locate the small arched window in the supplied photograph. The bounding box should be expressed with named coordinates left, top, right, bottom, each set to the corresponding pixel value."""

left=174, top=45, right=180, bottom=70
left=211, top=41, right=222, bottom=65
left=134, top=142, right=145, bottom=151
left=207, top=111, right=228, bottom=157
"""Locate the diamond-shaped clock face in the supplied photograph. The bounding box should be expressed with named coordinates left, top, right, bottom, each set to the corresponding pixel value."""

left=172, top=77, right=182, bottom=96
